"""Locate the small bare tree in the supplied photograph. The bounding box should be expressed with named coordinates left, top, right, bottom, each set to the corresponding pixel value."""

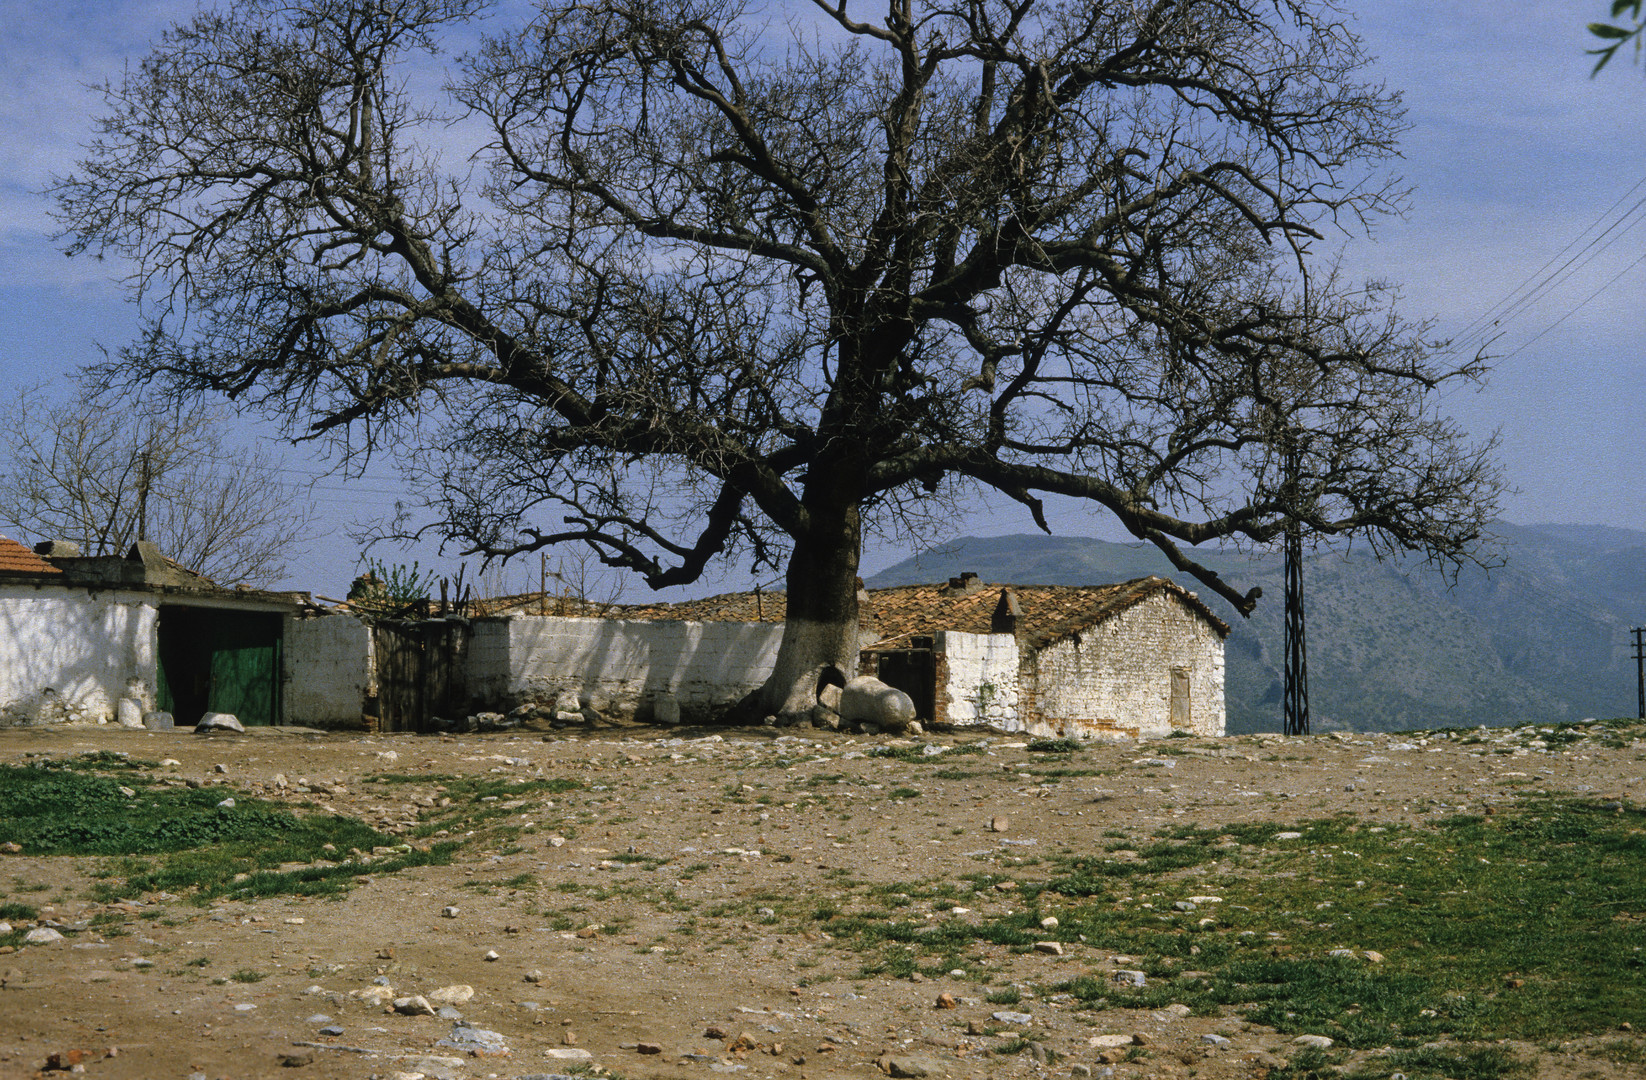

left=0, top=385, right=314, bottom=586
left=55, top=0, right=1503, bottom=718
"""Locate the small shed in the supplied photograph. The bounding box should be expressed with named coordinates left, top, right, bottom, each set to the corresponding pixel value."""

left=0, top=536, right=320, bottom=728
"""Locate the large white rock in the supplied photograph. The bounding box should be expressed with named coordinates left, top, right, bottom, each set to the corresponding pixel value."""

left=117, top=698, right=145, bottom=729
left=838, top=675, right=917, bottom=733
left=195, top=712, right=245, bottom=733
left=427, top=984, right=474, bottom=1006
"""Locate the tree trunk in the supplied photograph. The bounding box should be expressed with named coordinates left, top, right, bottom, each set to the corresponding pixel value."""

left=743, top=490, right=864, bottom=722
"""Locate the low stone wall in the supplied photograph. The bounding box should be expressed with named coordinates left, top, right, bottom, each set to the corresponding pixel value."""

left=468, top=614, right=783, bottom=721
left=284, top=612, right=374, bottom=728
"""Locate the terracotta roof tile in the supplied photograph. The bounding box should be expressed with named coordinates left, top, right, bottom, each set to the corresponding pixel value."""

left=0, top=536, right=62, bottom=576
left=859, top=577, right=1229, bottom=647
left=483, top=575, right=1228, bottom=647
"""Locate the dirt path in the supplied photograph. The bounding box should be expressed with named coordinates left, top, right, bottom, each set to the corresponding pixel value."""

left=1, top=720, right=1642, bottom=1080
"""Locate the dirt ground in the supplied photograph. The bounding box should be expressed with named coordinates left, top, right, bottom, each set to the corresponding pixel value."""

left=0, top=719, right=1642, bottom=1080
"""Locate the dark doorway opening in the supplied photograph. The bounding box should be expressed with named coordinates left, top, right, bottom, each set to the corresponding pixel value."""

left=875, top=637, right=936, bottom=722
left=157, top=606, right=283, bottom=727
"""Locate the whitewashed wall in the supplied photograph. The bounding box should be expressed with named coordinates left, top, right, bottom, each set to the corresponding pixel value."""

left=1026, top=591, right=1225, bottom=739
left=469, top=615, right=784, bottom=720
left=284, top=613, right=373, bottom=727
left=0, top=585, right=157, bottom=726
left=936, top=630, right=1020, bottom=728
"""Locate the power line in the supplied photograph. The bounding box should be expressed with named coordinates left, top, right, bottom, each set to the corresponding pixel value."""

left=1443, top=173, right=1646, bottom=358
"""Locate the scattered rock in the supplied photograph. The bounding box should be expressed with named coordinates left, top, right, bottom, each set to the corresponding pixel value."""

left=934, top=993, right=956, bottom=1009
left=427, top=985, right=474, bottom=1006
left=989, top=815, right=1009, bottom=833
left=525, top=970, right=545, bottom=984
left=992, top=1010, right=1033, bottom=1026
left=484, top=949, right=500, bottom=961
left=1088, top=1034, right=1133, bottom=1048
left=1039, top=916, right=1058, bottom=929
left=1201, top=1033, right=1230, bottom=1047
left=23, top=928, right=64, bottom=945
left=351, top=986, right=395, bottom=1007
left=1034, top=941, right=1064, bottom=956
left=194, top=712, right=245, bottom=733
left=543, top=1048, right=593, bottom=1061
left=637, top=1042, right=663, bottom=1055
left=1292, top=1034, right=1334, bottom=1049
left=1363, top=950, right=1385, bottom=963
left=142, top=711, right=174, bottom=731
left=1113, top=970, right=1146, bottom=987
left=277, top=1050, right=316, bottom=1067
left=877, top=1054, right=947, bottom=1077
left=440, top=906, right=460, bottom=918
left=435, top=1021, right=510, bottom=1054
left=393, top=995, right=436, bottom=1016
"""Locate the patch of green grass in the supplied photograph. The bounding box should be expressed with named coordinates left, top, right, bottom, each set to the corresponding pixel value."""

left=230, top=968, right=266, bottom=983
left=867, top=744, right=986, bottom=763
left=0, top=901, right=38, bottom=921
left=1588, top=1038, right=1646, bottom=1065
left=1026, top=737, right=1082, bottom=753
left=888, top=787, right=921, bottom=800
left=1341, top=1044, right=1533, bottom=1080
left=812, top=798, right=1646, bottom=1055
left=985, top=985, right=1022, bottom=1005
left=0, top=763, right=459, bottom=905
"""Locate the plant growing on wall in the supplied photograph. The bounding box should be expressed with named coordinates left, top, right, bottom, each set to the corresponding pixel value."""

left=347, top=560, right=438, bottom=621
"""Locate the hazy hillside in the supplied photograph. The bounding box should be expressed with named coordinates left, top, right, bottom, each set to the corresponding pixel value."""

left=867, top=523, right=1645, bottom=734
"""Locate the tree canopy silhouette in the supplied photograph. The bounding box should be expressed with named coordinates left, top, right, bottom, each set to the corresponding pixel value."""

left=56, top=0, right=1501, bottom=717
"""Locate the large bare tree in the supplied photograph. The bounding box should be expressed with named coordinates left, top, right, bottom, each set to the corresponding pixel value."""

left=0, top=385, right=314, bottom=587
left=56, top=0, right=1501, bottom=717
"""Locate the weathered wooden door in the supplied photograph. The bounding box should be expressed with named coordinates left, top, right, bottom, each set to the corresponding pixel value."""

left=1169, top=666, right=1192, bottom=730
left=372, top=620, right=470, bottom=733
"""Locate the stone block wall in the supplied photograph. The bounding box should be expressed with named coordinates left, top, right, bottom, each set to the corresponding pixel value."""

left=468, top=615, right=783, bottom=721
left=1025, top=591, right=1224, bottom=738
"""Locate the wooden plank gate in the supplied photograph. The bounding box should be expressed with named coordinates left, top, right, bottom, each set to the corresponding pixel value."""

left=372, top=619, right=470, bottom=733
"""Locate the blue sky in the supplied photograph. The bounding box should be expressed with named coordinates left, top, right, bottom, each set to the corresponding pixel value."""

left=1, top=1, right=1642, bottom=597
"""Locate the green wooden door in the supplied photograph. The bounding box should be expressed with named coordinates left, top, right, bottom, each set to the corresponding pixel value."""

left=157, top=607, right=283, bottom=727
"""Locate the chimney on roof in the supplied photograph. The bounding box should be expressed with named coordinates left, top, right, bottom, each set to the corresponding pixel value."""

left=991, top=588, right=1021, bottom=635
left=947, top=576, right=965, bottom=590
left=33, top=540, right=80, bottom=558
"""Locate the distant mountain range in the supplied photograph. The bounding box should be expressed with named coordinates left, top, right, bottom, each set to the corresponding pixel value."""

left=867, top=523, right=1646, bottom=734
